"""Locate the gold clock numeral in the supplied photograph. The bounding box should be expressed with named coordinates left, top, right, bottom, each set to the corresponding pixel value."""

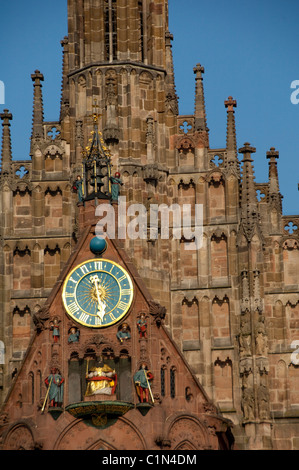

left=68, top=302, right=80, bottom=315
left=79, top=312, right=90, bottom=324
left=118, top=274, right=127, bottom=282
left=121, top=289, right=132, bottom=296
left=117, top=301, right=128, bottom=311
left=80, top=265, right=90, bottom=275
left=65, top=292, right=75, bottom=298
left=94, top=261, right=103, bottom=271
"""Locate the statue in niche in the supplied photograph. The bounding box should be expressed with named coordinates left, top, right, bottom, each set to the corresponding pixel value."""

left=241, top=387, right=255, bottom=421
left=85, top=359, right=117, bottom=397
left=238, top=333, right=251, bottom=357
left=116, top=323, right=131, bottom=343
left=238, top=312, right=251, bottom=357
left=50, top=318, right=60, bottom=343
left=257, top=384, right=270, bottom=420
left=255, top=315, right=268, bottom=356
left=110, top=172, right=123, bottom=202
left=68, top=326, right=80, bottom=344
left=74, top=175, right=84, bottom=203
left=134, top=363, right=154, bottom=404
left=44, top=367, right=64, bottom=408
left=137, top=313, right=147, bottom=339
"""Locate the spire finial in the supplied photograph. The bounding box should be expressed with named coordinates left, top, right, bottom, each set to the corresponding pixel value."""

left=225, top=96, right=237, bottom=113
left=266, top=146, right=279, bottom=162
left=193, top=63, right=205, bottom=79
left=239, top=142, right=256, bottom=161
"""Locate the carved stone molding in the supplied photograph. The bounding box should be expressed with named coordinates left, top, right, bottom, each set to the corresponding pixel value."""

left=148, top=301, right=166, bottom=327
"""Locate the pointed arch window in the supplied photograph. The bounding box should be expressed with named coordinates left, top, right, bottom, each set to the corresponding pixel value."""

left=104, top=0, right=117, bottom=62
left=170, top=367, right=176, bottom=398
left=29, top=372, right=34, bottom=405
left=160, top=367, right=166, bottom=397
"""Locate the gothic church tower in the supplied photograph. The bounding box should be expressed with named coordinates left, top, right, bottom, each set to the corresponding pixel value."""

left=1, top=0, right=299, bottom=450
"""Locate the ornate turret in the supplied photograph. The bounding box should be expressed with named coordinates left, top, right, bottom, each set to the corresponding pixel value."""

left=266, top=147, right=282, bottom=214
left=31, top=70, right=44, bottom=140
left=60, top=37, right=70, bottom=122
left=165, top=31, right=179, bottom=115
left=79, top=111, right=113, bottom=203
left=239, top=143, right=261, bottom=242
left=225, top=96, right=239, bottom=176
left=0, top=109, right=13, bottom=177
left=193, top=63, right=208, bottom=134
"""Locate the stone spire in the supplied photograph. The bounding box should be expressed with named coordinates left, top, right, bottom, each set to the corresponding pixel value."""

left=239, top=143, right=261, bottom=241
left=225, top=96, right=239, bottom=175
left=0, top=109, right=13, bottom=176
left=165, top=31, right=179, bottom=115
left=193, top=63, right=208, bottom=133
left=30, top=70, right=44, bottom=144
left=60, top=37, right=70, bottom=122
left=266, top=147, right=282, bottom=213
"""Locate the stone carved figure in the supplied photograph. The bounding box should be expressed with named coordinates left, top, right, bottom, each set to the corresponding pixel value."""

left=238, top=312, right=251, bottom=357
left=241, top=387, right=255, bottom=421
left=255, top=316, right=268, bottom=356
left=257, top=384, right=270, bottom=420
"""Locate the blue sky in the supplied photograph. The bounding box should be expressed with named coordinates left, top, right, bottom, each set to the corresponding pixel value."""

left=0, top=0, right=298, bottom=215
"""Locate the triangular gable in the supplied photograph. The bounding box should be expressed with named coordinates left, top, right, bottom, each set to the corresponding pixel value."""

left=0, top=217, right=233, bottom=450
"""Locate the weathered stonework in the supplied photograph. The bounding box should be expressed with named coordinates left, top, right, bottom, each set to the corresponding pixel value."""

left=0, top=0, right=298, bottom=450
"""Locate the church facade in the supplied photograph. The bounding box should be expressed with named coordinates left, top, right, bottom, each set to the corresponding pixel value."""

left=0, top=0, right=299, bottom=450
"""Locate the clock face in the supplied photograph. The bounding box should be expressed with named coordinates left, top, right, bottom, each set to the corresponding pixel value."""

left=62, top=259, right=133, bottom=328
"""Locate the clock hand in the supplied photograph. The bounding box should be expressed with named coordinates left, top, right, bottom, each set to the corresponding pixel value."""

left=90, top=275, right=106, bottom=322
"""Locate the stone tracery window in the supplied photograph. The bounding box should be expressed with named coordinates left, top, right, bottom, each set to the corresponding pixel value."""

left=104, top=0, right=117, bottom=62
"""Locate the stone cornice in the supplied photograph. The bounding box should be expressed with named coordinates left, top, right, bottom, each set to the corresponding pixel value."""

left=68, top=61, right=167, bottom=79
